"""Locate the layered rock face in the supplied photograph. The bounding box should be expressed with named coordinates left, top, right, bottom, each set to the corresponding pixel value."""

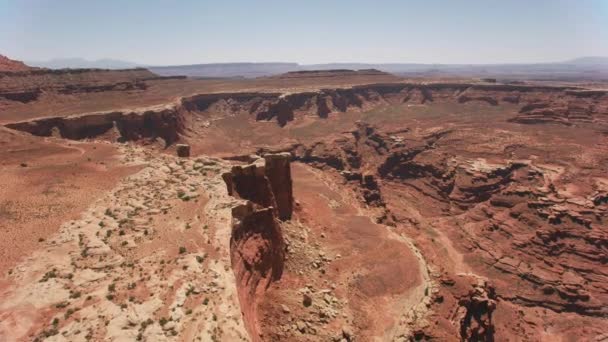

left=6, top=82, right=607, bottom=148
left=0, top=67, right=153, bottom=92
left=263, top=121, right=608, bottom=339
left=0, top=54, right=32, bottom=72
left=224, top=83, right=608, bottom=127
left=222, top=153, right=292, bottom=340
left=223, top=153, right=294, bottom=221
left=223, top=159, right=276, bottom=212
left=263, top=153, right=294, bottom=220
left=509, top=92, right=608, bottom=126
left=229, top=203, right=285, bottom=340
left=5, top=106, right=184, bottom=146
left=0, top=67, right=153, bottom=105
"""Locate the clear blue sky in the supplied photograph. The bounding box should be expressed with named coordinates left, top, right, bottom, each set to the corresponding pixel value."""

left=1, top=0, right=607, bottom=65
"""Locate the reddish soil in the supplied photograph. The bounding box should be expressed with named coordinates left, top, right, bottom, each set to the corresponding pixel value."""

left=0, top=127, right=138, bottom=271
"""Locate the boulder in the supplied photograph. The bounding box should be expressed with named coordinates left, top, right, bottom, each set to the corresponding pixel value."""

left=176, top=144, right=190, bottom=157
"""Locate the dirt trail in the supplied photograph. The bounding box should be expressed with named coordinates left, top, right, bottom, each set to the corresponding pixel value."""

left=0, top=145, right=249, bottom=341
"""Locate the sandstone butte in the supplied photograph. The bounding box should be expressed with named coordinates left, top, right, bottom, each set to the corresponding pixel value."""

left=0, top=57, right=607, bottom=341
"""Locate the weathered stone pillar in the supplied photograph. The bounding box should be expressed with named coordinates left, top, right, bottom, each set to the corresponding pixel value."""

left=264, top=153, right=293, bottom=221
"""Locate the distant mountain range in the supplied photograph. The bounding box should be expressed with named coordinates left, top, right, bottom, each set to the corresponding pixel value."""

left=148, top=62, right=299, bottom=78
left=147, top=57, right=608, bottom=80
left=566, top=56, right=608, bottom=65
left=25, top=56, right=608, bottom=80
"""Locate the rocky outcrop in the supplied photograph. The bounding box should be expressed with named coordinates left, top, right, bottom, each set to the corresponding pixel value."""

left=276, top=84, right=604, bottom=126
left=359, top=174, right=384, bottom=206
left=176, top=82, right=606, bottom=128
left=253, top=97, right=295, bottom=127
left=0, top=68, right=154, bottom=98
left=5, top=106, right=184, bottom=146
left=223, top=159, right=275, bottom=212
left=0, top=89, right=41, bottom=103
left=509, top=95, right=607, bottom=126
left=181, top=92, right=278, bottom=113
left=277, top=121, right=608, bottom=325
left=0, top=54, right=33, bottom=72
left=176, top=144, right=190, bottom=157
left=229, top=202, right=285, bottom=341
left=222, top=154, right=293, bottom=340
left=287, top=122, right=390, bottom=172
left=57, top=81, right=147, bottom=94
left=223, top=153, right=293, bottom=221
left=457, top=280, right=497, bottom=341
left=377, top=141, right=608, bottom=317
left=263, top=153, right=294, bottom=220
left=291, top=142, right=348, bottom=170
left=457, top=94, right=498, bottom=106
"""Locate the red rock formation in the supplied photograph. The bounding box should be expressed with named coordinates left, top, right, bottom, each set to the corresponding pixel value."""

left=223, top=160, right=276, bottom=211
left=255, top=98, right=294, bottom=127
left=273, top=120, right=607, bottom=336
left=263, top=153, right=294, bottom=220
left=0, top=68, right=153, bottom=95
left=509, top=91, right=608, bottom=126
left=0, top=54, right=32, bottom=72
left=57, top=80, right=146, bottom=94
left=6, top=82, right=607, bottom=143
left=176, top=144, right=190, bottom=157
left=457, top=280, right=497, bottom=341
left=0, top=89, right=41, bottom=103
left=223, top=154, right=293, bottom=220
left=5, top=107, right=184, bottom=146
left=222, top=154, right=293, bottom=340
left=457, top=94, right=498, bottom=106
left=230, top=202, right=285, bottom=341
left=191, top=83, right=606, bottom=127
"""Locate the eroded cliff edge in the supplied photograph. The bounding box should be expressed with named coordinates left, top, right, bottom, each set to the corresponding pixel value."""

left=222, top=153, right=293, bottom=340
left=5, top=82, right=607, bottom=146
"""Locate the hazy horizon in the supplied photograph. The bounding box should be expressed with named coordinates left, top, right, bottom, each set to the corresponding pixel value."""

left=19, top=56, right=608, bottom=68
left=2, top=0, right=607, bottom=65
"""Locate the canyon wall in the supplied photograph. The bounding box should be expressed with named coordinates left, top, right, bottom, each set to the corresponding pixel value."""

left=222, top=153, right=292, bottom=341
left=5, top=82, right=608, bottom=146
left=5, top=105, right=184, bottom=146
left=0, top=68, right=154, bottom=103
left=260, top=122, right=608, bottom=322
